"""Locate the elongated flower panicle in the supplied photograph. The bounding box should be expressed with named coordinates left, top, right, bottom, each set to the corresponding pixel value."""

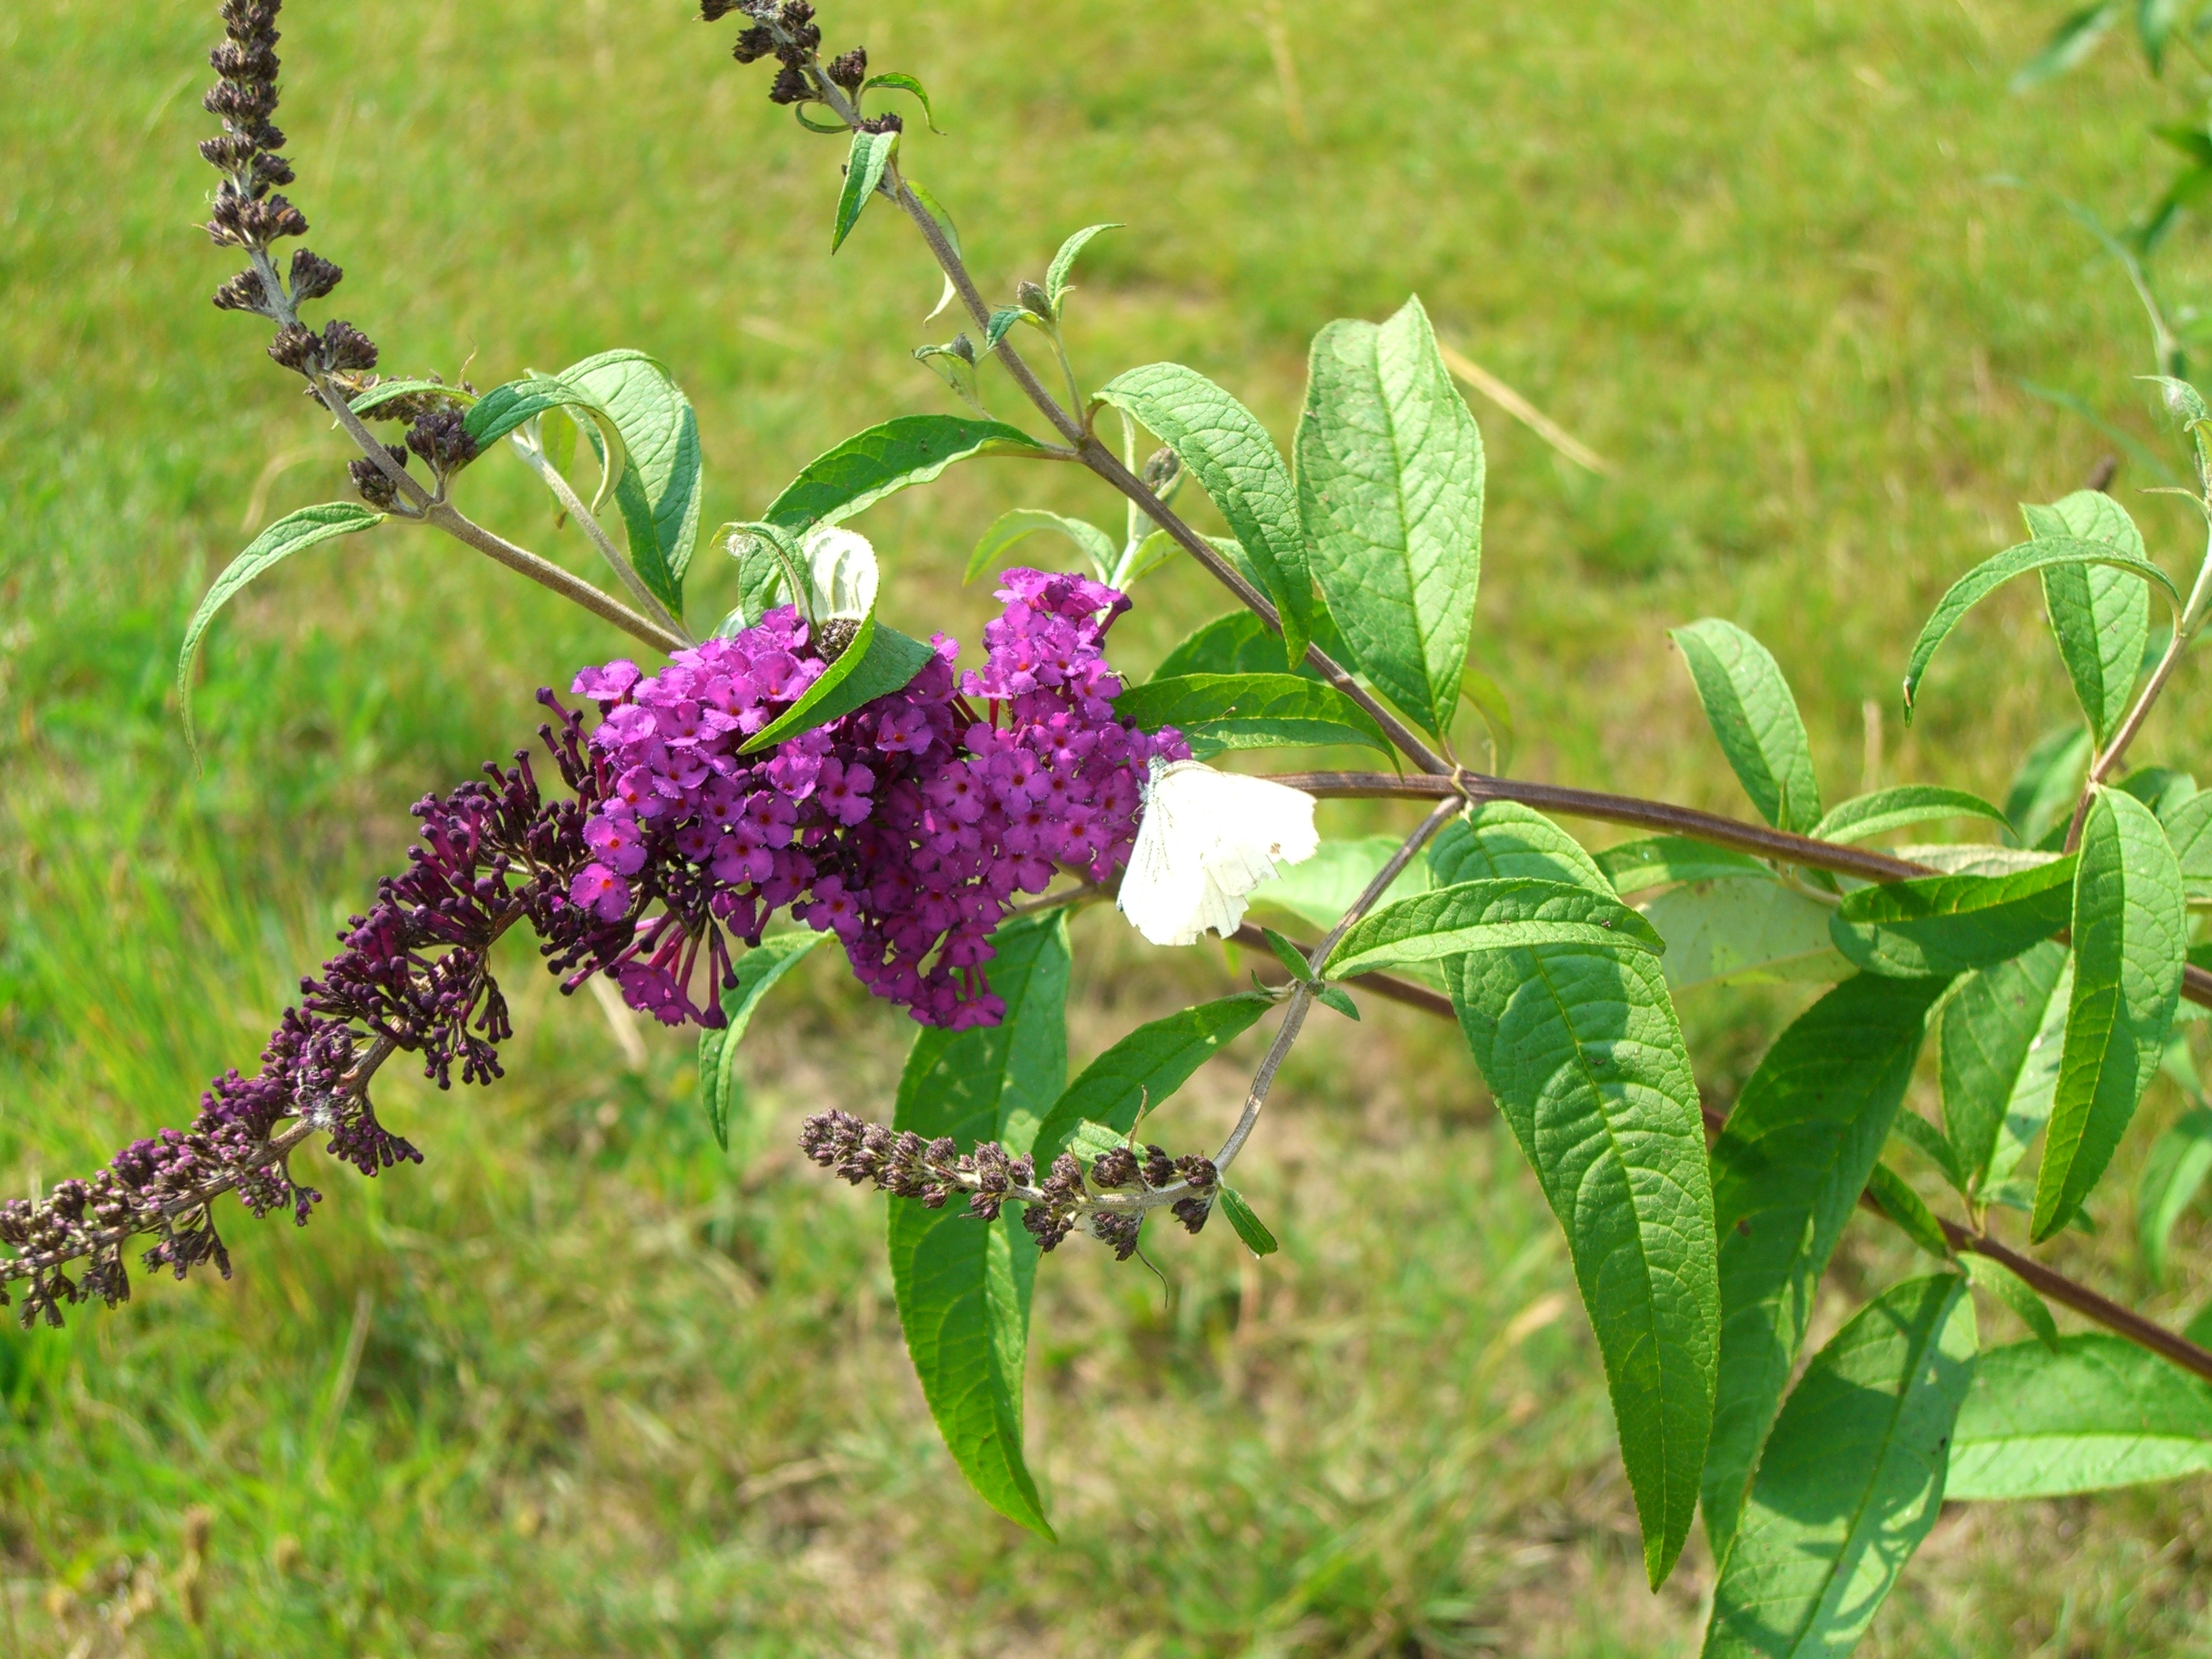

left=799, top=1109, right=1220, bottom=1260
left=5, top=570, right=1176, bottom=1322
left=567, top=569, right=1184, bottom=1029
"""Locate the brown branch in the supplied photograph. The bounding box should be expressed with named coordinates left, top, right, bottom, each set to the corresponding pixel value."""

left=1269, top=770, right=2212, bottom=1015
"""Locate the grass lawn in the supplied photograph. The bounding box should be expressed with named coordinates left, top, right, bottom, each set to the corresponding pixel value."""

left=5, top=0, right=2212, bottom=1652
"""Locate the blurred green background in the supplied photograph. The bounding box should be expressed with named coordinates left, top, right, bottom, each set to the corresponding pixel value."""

left=5, top=0, right=2212, bottom=1652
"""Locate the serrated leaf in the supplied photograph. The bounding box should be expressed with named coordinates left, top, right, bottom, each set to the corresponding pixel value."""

left=1643, top=878, right=1852, bottom=993
left=1959, top=1253, right=2062, bottom=1349
left=1811, top=785, right=2009, bottom=846
left=1032, top=993, right=1272, bottom=1163
left=2137, top=1105, right=2212, bottom=1284
left=1597, top=838, right=1776, bottom=894
left=1940, top=941, right=2072, bottom=1189
left=860, top=71, right=941, bottom=132
left=2012, top=1, right=2120, bottom=89
left=1903, top=536, right=2179, bottom=722
left=1098, top=362, right=1317, bottom=670
left=1671, top=619, right=1822, bottom=835
left=1112, top=672, right=1393, bottom=759
left=1702, top=1276, right=1976, bottom=1657
left=1327, top=878, right=1662, bottom=979
left=1313, top=982, right=1359, bottom=1020
left=1218, top=1187, right=1279, bottom=1256
left=697, top=934, right=826, bottom=1151
left=1248, top=835, right=1433, bottom=935
left=2025, top=491, right=2152, bottom=745
left=563, top=349, right=705, bottom=592
left=1296, top=296, right=1484, bottom=737
left=1044, top=222, right=1121, bottom=320
left=1447, top=927, right=1717, bottom=1586
left=964, top=508, right=1116, bottom=585
left=464, top=373, right=610, bottom=451
left=764, top=415, right=1048, bottom=532
left=178, top=503, right=386, bottom=752
left=1866, top=1162, right=1954, bottom=1258
left=739, top=619, right=936, bottom=754
left=2034, top=789, right=2190, bottom=1240
left=832, top=125, right=897, bottom=252
left=2005, top=725, right=2093, bottom=848
left=984, top=305, right=1028, bottom=352
left=1701, top=973, right=1951, bottom=1565
left=888, top=913, right=1069, bottom=1538
left=1427, top=800, right=1611, bottom=890
left=1830, top=856, right=2078, bottom=979
left=1946, top=1333, right=2212, bottom=1498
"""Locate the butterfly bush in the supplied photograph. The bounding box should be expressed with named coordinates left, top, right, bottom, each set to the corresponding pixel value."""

left=568, top=567, right=1188, bottom=1031
left=3, top=570, right=1181, bottom=1324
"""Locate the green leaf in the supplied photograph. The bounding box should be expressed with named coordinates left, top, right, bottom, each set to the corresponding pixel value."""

left=1258, top=927, right=1313, bottom=983
left=1111, top=672, right=1394, bottom=760
left=2116, top=763, right=2198, bottom=820
left=1702, top=973, right=1951, bottom=1565
left=908, top=180, right=964, bottom=323
left=1830, top=857, right=2078, bottom=979
left=696, top=934, right=826, bottom=1151
left=1458, top=663, right=1517, bottom=771
left=1940, top=941, right=2072, bottom=1189
left=1866, top=1162, right=1954, bottom=1258
left=888, top=913, right=1070, bottom=1538
left=347, top=378, right=474, bottom=417
left=1902, top=536, right=2179, bottom=722
left=1097, top=362, right=1316, bottom=669
left=2034, top=789, right=2190, bottom=1240
left=1811, top=785, right=2009, bottom=846
left=178, top=503, right=386, bottom=752
left=2024, top=491, right=2152, bottom=746
left=1670, top=619, right=1823, bottom=835
left=983, top=305, right=1028, bottom=352
left=764, top=415, right=1048, bottom=532
left=1327, top=878, right=1662, bottom=979
left=739, top=619, right=936, bottom=754
left=832, top=125, right=897, bottom=252
left=1313, top=982, right=1360, bottom=1020
left=1946, top=1333, right=2212, bottom=1498
left=1044, top=222, right=1122, bottom=320
left=2138, top=1105, right=2212, bottom=1284
left=2012, top=1, right=2120, bottom=89
left=2163, top=790, right=2212, bottom=901
left=1597, top=837, right=1776, bottom=894
left=563, top=349, right=705, bottom=592
left=2006, top=725, right=2094, bottom=848
left=860, top=71, right=941, bottom=132
left=2141, top=0, right=2185, bottom=70
left=1154, top=609, right=1329, bottom=682
left=1248, top=835, right=1433, bottom=935
left=1643, top=879, right=1853, bottom=994
left=1959, top=1253, right=2062, bottom=1350
left=1702, top=1276, right=1977, bottom=1657
left=1032, top=994, right=1272, bottom=1164
left=1889, top=1109, right=1967, bottom=1195
left=722, top=519, right=810, bottom=627
left=964, top=508, right=1116, bottom=585
left=1296, top=295, right=1485, bottom=738
left=1218, top=1187, right=1279, bottom=1257
left=1446, top=924, right=1718, bottom=1586
left=1425, top=806, right=1711, bottom=1581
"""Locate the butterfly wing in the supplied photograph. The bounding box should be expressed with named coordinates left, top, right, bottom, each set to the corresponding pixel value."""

left=1120, top=764, right=1319, bottom=945
left=1116, top=771, right=1216, bottom=946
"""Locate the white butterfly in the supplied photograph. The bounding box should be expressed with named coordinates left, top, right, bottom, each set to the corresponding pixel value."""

left=1118, top=759, right=1321, bottom=947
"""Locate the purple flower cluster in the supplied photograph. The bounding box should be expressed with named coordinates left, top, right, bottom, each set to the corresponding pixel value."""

left=568, top=568, right=1184, bottom=1031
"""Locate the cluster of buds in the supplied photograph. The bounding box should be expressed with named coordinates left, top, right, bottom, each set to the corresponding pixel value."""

left=701, top=1, right=851, bottom=110
left=199, top=0, right=379, bottom=380
left=798, top=1110, right=1219, bottom=1261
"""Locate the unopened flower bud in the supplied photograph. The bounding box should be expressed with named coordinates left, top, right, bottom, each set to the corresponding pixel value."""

left=733, top=24, right=775, bottom=62
left=814, top=616, right=863, bottom=663
left=827, top=47, right=867, bottom=89
left=349, top=445, right=411, bottom=511
left=1141, top=446, right=1182, bottom=493
left=858, top=112, right=903, bottom=136
left=406, top=407, right=478, bottom=473
left=1017, top=281, right=1053, bottom=323
left=266, top=323, right=316, bottom=371
left=319, top=320, right=378, bottom=373
left=211, top=268, right=269, bottom=314
left=289, top=247, right=342, bottom=300
left=768, top=62, right=808, bottom=104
